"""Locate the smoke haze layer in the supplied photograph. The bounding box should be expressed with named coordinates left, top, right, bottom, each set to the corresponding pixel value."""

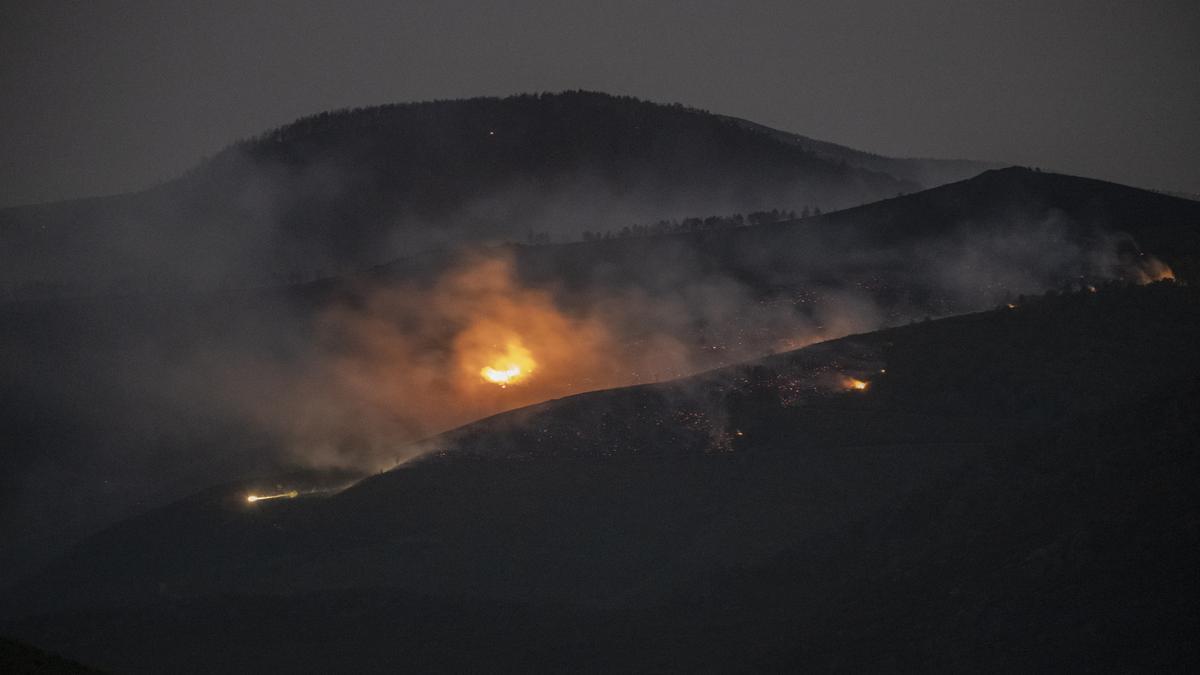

left=0, top=167, right=1194, bottom=590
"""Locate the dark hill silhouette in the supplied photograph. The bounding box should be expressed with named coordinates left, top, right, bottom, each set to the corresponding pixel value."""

left=4, top=282, right=1199, bottom=672
left=0, top=636, right=103, bottom=674
left=0, top=91, right=945, bottom=296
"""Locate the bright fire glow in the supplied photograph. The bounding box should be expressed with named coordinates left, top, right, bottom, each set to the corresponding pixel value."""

left=246, top=490, right=299, bottom=503
left=479, top=339, right=536, bottom=387
left=1130, top=256, right=1176, bottom=284
left=1147, top=263, right=1175, bottom=282
left=482, top=364, right=522, bottom=383
left=843, top=377, right=869, bottom=391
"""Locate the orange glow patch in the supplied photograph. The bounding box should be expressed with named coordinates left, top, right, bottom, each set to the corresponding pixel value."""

left=246, top=490, right=299, bottom=503
left=843, top=377, right=869, bottom=391
left=1145, top=261, right=1175, bottom=282
left=479, top=339, right=536, bottom=386
left=1129, top=256, right=1176, bottom=284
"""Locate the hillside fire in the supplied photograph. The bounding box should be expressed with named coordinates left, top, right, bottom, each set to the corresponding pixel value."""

left=246, top=490, right=299, bottom=503
left=1129, top=255, right=1177, bottom=284
left=842, top=377, right=869, bottom=391
left=481, top=364, right=523, bottom=384
left=1144, top=260, right=1176, bottom=283
left=479, top=339, right=536, bottom=387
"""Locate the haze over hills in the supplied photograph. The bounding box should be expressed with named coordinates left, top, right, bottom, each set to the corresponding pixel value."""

left=2, top=92, right=1199, bottom=671
left=0, top=91, right=992, bottom=297
left=451, top=167, right=1200, bottom=308
left=1, top=165, right=1196, bottom=592
left=718, top=114, right=1000, bottom=189
left=3, top=0, right=1198, bottom=667
left=5, top=281, right=1198, bottom=672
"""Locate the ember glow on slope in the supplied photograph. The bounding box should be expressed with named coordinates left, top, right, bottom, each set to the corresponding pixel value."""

left=246, top=490, right=298, bottom=503
left=843, top=377, right=870, bottom=391
left=244, top=484, right=357, bottom=503
left=1134, top=257, right=1176, bottom=284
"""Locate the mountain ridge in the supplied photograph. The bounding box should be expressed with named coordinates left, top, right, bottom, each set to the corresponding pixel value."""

left=0, top=91, right=976, bottom=294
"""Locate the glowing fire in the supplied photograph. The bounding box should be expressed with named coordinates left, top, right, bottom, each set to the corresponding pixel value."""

left=482, top=364, right=523, bottom=384
left=843, top=377, right=869, bottom=391
left=1146, top=261, right=1175, bottom=282
left=246, top=490, right=299, bottom=503
left=479, top=339, right=536, bottom=387
left=1130, top=256, right=1176, bottom=284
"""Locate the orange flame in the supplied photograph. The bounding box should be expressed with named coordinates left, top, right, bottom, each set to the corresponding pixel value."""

left=1147, top=262, right=1175, bottom=282
left=479, top=339, right=536, bottom=387
left=246, top=490, right=299, bottom=503
left=1130, top=256, right=1176, bottom=284
left=843, top=377, right=869, bottom=391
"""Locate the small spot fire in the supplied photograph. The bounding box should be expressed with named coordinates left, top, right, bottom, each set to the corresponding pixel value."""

left=842, top=377, right=870, bottom=391
left=246, top=490, right=299, bottom=503
left=1126, top=255, right=1176, bottom=284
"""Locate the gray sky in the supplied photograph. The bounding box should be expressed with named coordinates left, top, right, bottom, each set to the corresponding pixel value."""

left=1, top=0, right=1198, bottom=207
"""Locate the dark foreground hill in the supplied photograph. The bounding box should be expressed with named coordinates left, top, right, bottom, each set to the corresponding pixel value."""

left=0, top=636, right=102, bottom=674
left=5, top=282, right=1199, bottom=672
left=0, top=91, right=992, bottom=296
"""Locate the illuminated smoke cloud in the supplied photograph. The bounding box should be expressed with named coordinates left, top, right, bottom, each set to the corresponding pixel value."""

left=207, top=221, right=1182, bottom=472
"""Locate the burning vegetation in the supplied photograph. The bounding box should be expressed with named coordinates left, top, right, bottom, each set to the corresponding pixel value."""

left=246, top=490, right=299, bottom=503
left=479, top=338, right=536, bottom=387
left=1118, top=253, right=1178, bottom=285
left=253, top=253, right=661, bottom=468
left=842, top=377, right=870, bottom=391
left=1135, top=257, right=1176, bottom=283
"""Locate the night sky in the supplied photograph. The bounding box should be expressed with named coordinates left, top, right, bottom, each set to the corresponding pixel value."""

left=2, top=0, right=1197, bottom=207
